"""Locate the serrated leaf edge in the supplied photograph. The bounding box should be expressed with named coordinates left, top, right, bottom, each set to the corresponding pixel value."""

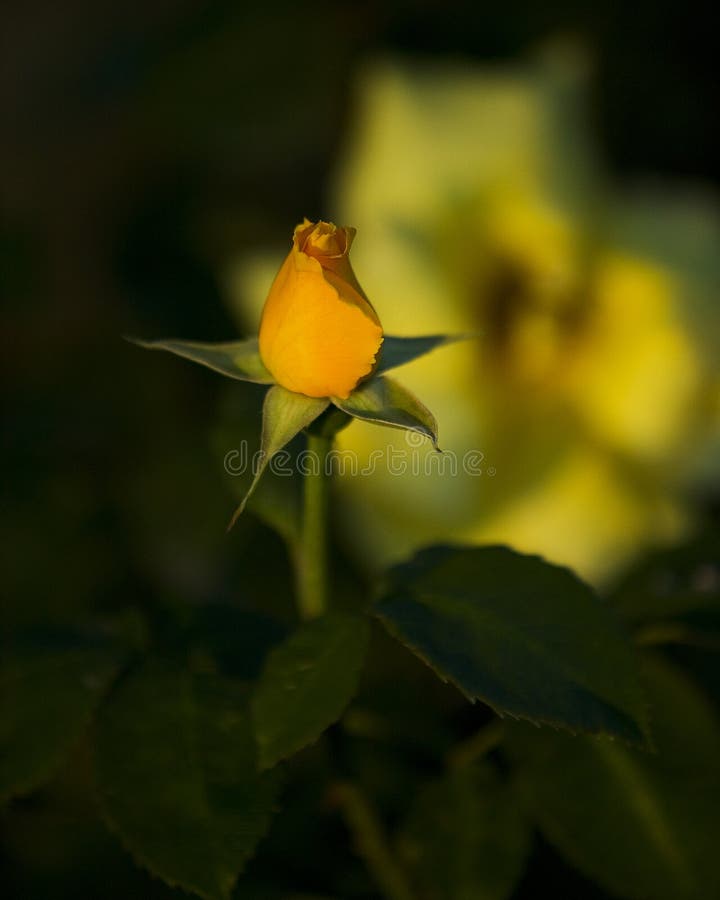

left=374, top=606, right=650, bottom=750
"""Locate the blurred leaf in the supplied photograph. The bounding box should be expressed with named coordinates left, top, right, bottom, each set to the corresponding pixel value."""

left=95, top=659, right=279, bottom=900
left=184, top=605, right=287, bottom=679
left=128, top=337, right=274, bottom=384
left=1, top=629, right=123, bottom=804
left=228, top=386, right=329, bottom=529
left=398, top=763, right=530, bottom=900
left=509, top=656, right=720, bottom=900
left=334, top=376, right=439, bottom=450
left=252, top=613, right=369, bottom=770
left=534, top=44, right=599, bottom=216
left=609, top=190, right=720, bottom=301
left=376, top=546, right=648, bottom=744
left=609, top=529, right=720, bottom=642
left=376, top=334, right=476, bottom=375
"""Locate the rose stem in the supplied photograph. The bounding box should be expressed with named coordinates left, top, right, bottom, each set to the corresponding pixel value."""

left=298, top=431, right=331, bottom=619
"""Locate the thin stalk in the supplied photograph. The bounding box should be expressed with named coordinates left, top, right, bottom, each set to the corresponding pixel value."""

left=635, top=622, right=720, bottom=650
left=332, top=782, right=415, bottom=900
left=446, top=719, right=504, bottom=769
left=298, top=432, right=331, bottom=620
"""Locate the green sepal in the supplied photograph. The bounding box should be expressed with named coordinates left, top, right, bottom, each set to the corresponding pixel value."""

left=227, top=386, right=329, bottom=529
left=127, top=336, right=274, bottom=384
left=376, top=333, right=477, bottom=375
left=305, top=405, right=354, bottom=440
left=333, top=375, right=439, bottom=450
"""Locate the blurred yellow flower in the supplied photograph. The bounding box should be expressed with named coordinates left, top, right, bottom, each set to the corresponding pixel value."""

left=259, top=219, right=383, bottom=399
left=228, top=55, right=720, bottom=583
left=568, top=254, right=701, bottom=461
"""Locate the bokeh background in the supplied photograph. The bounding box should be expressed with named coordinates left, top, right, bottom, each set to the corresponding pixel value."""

left=2, top=1, right=718, bottom=897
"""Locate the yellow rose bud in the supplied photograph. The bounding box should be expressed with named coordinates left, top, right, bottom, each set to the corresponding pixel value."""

left=258, top=219, right=384, bottom=399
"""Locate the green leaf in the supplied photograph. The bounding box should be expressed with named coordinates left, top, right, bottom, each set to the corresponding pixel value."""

left=376, top=334, right=476, bottom=375
left=228, top=385, right=329, bottom=529
left=0, top=630, right=122, bottom=804
left=128, top=336, right=274, bottom=384
left=509, top=657, right=720, bottom=900
left=252, top=613, right=369, bottom=770
left=375, top=546, right=649, bottom=745
left=398, top=764, right=530, bottom=900
left=333, top=375, right=439, bottom=450
left=95, top=659, right=279, bottom=900
left=609, top=529, right=720, bottom=641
